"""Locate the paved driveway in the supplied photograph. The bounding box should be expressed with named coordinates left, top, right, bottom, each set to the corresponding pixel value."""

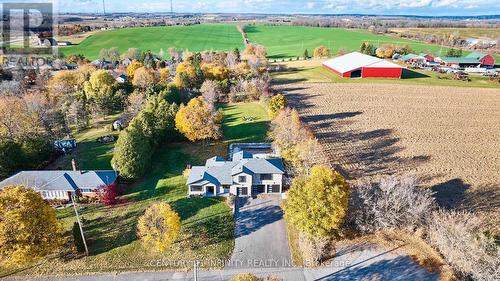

left=226, top=196, right=292, bottom=269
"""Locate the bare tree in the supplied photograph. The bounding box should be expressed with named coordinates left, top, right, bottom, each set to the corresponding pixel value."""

left=347, top=176, right=436, bottom=233
left=428, top=211, right=499, bottom=281
left=200, top=80, right=220, bottom=108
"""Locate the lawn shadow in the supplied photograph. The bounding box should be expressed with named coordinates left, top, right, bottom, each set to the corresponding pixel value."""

left=171, top=197, right=221, bottom=221
left=268, top=54, right=293, bottom=59
left=124, top=144, right=191, bottom=201
left=83, top=207, right=143, bottom=255
left=182, top=211, right=234, bottom=251
left=223, top=120, right=270, bottom=143
left=402, top=69, right=430, bottom=79
left=272, top=77, right=309, bottom=85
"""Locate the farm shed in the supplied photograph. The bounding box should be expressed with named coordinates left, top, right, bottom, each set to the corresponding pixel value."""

left=323, top=52, right=403, bottom=78
left=441, top=52, right=496, bottom=67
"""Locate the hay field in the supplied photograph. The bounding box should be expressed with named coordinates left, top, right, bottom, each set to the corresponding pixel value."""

left=278, top=83, right=500, bottom=231
left=246, top=25, right=454, bottom=59
left=61, top=24, right=244, bottom=60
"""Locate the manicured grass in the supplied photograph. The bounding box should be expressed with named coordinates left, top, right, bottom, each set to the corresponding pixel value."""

left=246, top=25, right=455, bottom=59
left=62, top=24, right=244, bottom=60
left=0, top=102, right=270, bottom=277
left=48, top=113, right=122, bottom=171
left=272, top=59, right=500, bottom=89
left=222, top=102, right=270, bottom=143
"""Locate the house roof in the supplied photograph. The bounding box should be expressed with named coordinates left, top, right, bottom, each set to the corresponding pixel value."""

left=187, top=153, right=285, bottom=186
left=441, top=57, right=481, bottom=64
left=399, top=54, right=419, bottom=61
left=465, top=52, right=487, bottom=60
left=324, top=52, right=402, bottom=74
left=0, top=171, right=117, bottom=192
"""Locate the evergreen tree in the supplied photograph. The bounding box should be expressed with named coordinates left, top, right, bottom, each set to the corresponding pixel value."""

left=72, top=222, right=85, bottom=253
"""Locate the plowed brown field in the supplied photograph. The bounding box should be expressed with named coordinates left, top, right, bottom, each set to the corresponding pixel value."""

left=277, top=82, right=500, bottom=232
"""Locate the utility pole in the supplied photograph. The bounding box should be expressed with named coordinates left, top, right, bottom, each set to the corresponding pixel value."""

left=193, top=260, right=198, bottom=281
left=170, top=0, right=173, bottom=16
left=72, top=196, right=89, bottom=256
left=102, top=0, right=106, bottom=16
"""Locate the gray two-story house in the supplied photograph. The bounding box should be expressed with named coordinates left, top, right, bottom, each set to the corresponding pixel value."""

left=186, top=151, right=285, bottom=197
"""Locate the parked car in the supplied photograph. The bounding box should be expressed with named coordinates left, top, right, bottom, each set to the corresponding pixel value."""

left=482, top=70, right=498, bottom=77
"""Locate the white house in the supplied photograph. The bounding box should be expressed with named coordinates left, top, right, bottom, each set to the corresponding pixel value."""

left=0, top=170, right=118, bottom=201
left=186, top=151, right=285, bottom=197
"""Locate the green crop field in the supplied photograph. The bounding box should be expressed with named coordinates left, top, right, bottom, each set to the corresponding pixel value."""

left=62, top=24, right=244, bottom=60
left=246, top=25, right=455, bottom=59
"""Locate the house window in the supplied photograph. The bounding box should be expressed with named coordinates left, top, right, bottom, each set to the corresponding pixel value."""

left=260, top=174, right=273, bottom=181
left=238, top=176, right=247, bottom=183
left=81, top=189, right=92, bottom=193
left=191, top=186, right=203, bottom=192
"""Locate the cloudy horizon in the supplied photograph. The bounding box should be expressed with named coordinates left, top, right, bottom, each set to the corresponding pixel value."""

left=1, top=0, right=499, bottom=16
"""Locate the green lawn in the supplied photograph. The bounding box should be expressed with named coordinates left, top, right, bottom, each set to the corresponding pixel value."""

left=48, top=114, right=122, bottom=171
left=246, top=25, right=456, bottom=59
left=62, top=24, right=245, bottom=60
left=222, top=102, right=270, bottom=143
left=272, top=59, right=500, bottom=89
left=0, top=102, right=269, bottom=277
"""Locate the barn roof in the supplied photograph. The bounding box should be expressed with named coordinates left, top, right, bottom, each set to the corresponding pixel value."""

left=323, top=52, right=402, bottom=74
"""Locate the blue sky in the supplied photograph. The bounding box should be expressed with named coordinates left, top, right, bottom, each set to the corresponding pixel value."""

left=2, top=0, right=500, bottom=15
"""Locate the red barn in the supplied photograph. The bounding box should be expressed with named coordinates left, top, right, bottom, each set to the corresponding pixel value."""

left=323, top=52, right=403, bottom=79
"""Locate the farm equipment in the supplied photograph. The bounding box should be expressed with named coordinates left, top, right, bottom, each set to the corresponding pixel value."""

left=453, top=71, right=471, bottom=82
left=490, top=76, right=500, bottom=83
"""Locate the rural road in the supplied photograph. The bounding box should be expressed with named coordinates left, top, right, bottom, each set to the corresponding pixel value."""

left=6, top=243, right=438, bottom=280
left=4, top=197, right=438, bottom=281
left=226, top=196, right=292, bottom=269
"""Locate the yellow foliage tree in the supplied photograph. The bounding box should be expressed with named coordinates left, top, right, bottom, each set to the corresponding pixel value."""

left=175, top=97, right=223, bottom=142
left=76, top=63, right=97, bottom=83
left=313, top=46, right=331, bottom=58
left=137, top=202, right=181, bottom=252
left=267, top=94, right=288, bottom=119
left=173, top=61, right=197, bottom=88
left=284, top=166, right=349, bottom=238
left=201, top=63, right=229, bottom=80
left=230, top=273, right=259, bottom=281
left=233, top=61, right=251, bottom=78
left=0, top=186, right=62, bottom=265
left=127, top=61, right=144, bottom=80
left=48, top=70, right=80, bottom=95
left=159, top=68, right=170, bottom=85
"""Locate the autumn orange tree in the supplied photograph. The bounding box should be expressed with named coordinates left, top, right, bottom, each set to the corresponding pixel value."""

left=313, top=46, right=331, bottom=58
left=269, top=108, right=321, bottom=174
left=137, top=202, right=181, bottom=252
left=0, top=186, right=62, bottom=265
left=175, top=97, right=223, bottom=142
left=132, top=66, right=156, bottom=89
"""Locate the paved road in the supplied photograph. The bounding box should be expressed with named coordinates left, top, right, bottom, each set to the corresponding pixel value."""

left=7, top=243, right=438, bottom=280
left=226, top=196, right=292, bottom=269
left=4, top=197, right=439, bottom=281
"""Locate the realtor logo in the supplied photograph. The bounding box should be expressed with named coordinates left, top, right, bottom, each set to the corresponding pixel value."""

left=1, top=2, right=55, bottom=55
